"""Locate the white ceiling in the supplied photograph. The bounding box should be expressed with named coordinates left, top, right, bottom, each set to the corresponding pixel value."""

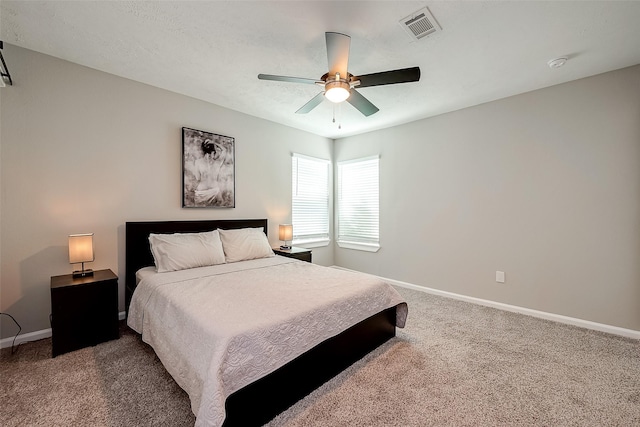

left=2, top=1, right=640, bottom=139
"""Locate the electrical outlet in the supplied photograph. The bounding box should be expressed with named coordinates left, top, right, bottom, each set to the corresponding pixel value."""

left=496, top=271, right=505, bottom=283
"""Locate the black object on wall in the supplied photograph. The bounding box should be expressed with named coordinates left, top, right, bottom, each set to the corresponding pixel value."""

left=0, top=41, right=13, bottom=86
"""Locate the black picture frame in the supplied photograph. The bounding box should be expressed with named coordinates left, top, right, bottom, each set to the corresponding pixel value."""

left=182, top=127, right=235, bottom=208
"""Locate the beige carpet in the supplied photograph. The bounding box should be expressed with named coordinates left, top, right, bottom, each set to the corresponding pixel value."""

left=2, top=287, right=639, bottom=426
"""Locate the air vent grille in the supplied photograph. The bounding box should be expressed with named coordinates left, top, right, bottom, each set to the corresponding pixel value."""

left=399, top=7, right=441, bottom=41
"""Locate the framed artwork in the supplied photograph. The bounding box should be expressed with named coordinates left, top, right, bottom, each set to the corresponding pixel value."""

left=182, top=127, right=235, bottom=208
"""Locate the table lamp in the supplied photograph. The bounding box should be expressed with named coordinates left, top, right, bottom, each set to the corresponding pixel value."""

left=279, top=224, right=293, bottom=250
left=69, top=233, right=94, bottom=278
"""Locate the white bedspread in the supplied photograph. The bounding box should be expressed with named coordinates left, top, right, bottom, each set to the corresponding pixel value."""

left=127, top=256, right=408, bottom=427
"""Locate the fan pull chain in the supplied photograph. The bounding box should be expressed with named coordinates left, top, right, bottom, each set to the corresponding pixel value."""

left=331, top=104, right=343, bottom=129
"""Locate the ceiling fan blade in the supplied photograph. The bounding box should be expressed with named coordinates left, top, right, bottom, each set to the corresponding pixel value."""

left=326, top=32, right=350, bottom=78
left=296, top=92, right=325, bottom=114
left=355, top=66, right=421, bottom=88
left=347, top=89, right=379, bottom=117
left=258, top=74, right=319, bottom=85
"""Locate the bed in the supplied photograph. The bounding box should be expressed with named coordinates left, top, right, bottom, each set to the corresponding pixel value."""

left=125, top=219, right=407, bottom=427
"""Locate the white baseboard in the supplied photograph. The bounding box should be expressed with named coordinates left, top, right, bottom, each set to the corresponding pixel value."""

left=1, top=311, right=127, bottom=350
left=331, top=266, right=640, bottom=340
left=0, top=327, right=52, bottom=349
left=6, top=276, right=639, bottom=349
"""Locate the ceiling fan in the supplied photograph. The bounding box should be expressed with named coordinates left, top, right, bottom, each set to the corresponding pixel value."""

left=258, top=32, right=421, bottom=117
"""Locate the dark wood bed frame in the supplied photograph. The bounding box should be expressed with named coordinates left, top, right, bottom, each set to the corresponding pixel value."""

left=125, top=219, right=397, bottom=426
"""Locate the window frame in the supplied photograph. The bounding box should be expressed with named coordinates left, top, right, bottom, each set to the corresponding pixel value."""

left=336, top=155, right=380, bottom=252
left=291, top=153, right=331, bottom=248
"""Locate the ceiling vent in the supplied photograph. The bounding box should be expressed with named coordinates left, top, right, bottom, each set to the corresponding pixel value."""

left=399, top=7, right=441, bottom=41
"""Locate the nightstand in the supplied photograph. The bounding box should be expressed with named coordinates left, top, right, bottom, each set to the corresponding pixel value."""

left=50, top=269, right=119, bottom=357
left=272, top=247, right=312, bottom=263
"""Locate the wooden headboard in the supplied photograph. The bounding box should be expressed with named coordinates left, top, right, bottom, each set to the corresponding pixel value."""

left=124, top=218, right=268, bottom=314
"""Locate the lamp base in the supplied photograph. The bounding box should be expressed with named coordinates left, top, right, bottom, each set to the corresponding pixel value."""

left=72, top=269, right=94, bottom=278
left=279, top=245, right=292, bottom=250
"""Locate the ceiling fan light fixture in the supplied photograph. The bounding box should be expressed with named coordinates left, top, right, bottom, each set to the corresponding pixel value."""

left=258, top=32, right=420, bottom=116
left=324, top=80, right=350, bottom=103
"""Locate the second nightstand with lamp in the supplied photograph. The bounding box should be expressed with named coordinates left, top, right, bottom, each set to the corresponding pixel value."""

left=273, top=224, right=312, bottom=263
left=50, top=233, right=119, bottom=357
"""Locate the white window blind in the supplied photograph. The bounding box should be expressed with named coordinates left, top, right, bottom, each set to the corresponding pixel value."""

left=292, top=154, right=330, bottom=246
left=337, top=156, right=380, bottom=252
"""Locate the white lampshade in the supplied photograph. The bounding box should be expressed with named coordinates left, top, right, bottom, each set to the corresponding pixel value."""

left=279, top=224, right=293, bottom=241
left=69, top=233, right=95, bottom=264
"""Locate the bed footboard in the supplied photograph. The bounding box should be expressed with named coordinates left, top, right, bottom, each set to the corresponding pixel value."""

left=223, top=306, right=397, bottom=426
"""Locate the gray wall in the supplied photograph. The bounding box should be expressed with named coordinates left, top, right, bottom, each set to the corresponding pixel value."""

left=0, top=45, right=333, bottom=338
left=334, top=64, right=640, bottom=331
left=2, top=43, right=638, bottom=340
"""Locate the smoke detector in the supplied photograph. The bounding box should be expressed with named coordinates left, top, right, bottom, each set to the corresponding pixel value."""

left=547, top=57, right=568, bottom=69
left=399, top=7, right=441, bottom=41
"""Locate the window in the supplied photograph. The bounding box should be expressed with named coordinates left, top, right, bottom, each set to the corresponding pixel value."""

left=291, top=154, right=330, bottom=246
left=337, top=156, right=380, bottom=252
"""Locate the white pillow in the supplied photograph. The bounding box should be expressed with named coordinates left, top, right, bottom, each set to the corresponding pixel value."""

left=148, top=230, right=226, bottom=273
left=218, top=227, right=274, bottom=263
